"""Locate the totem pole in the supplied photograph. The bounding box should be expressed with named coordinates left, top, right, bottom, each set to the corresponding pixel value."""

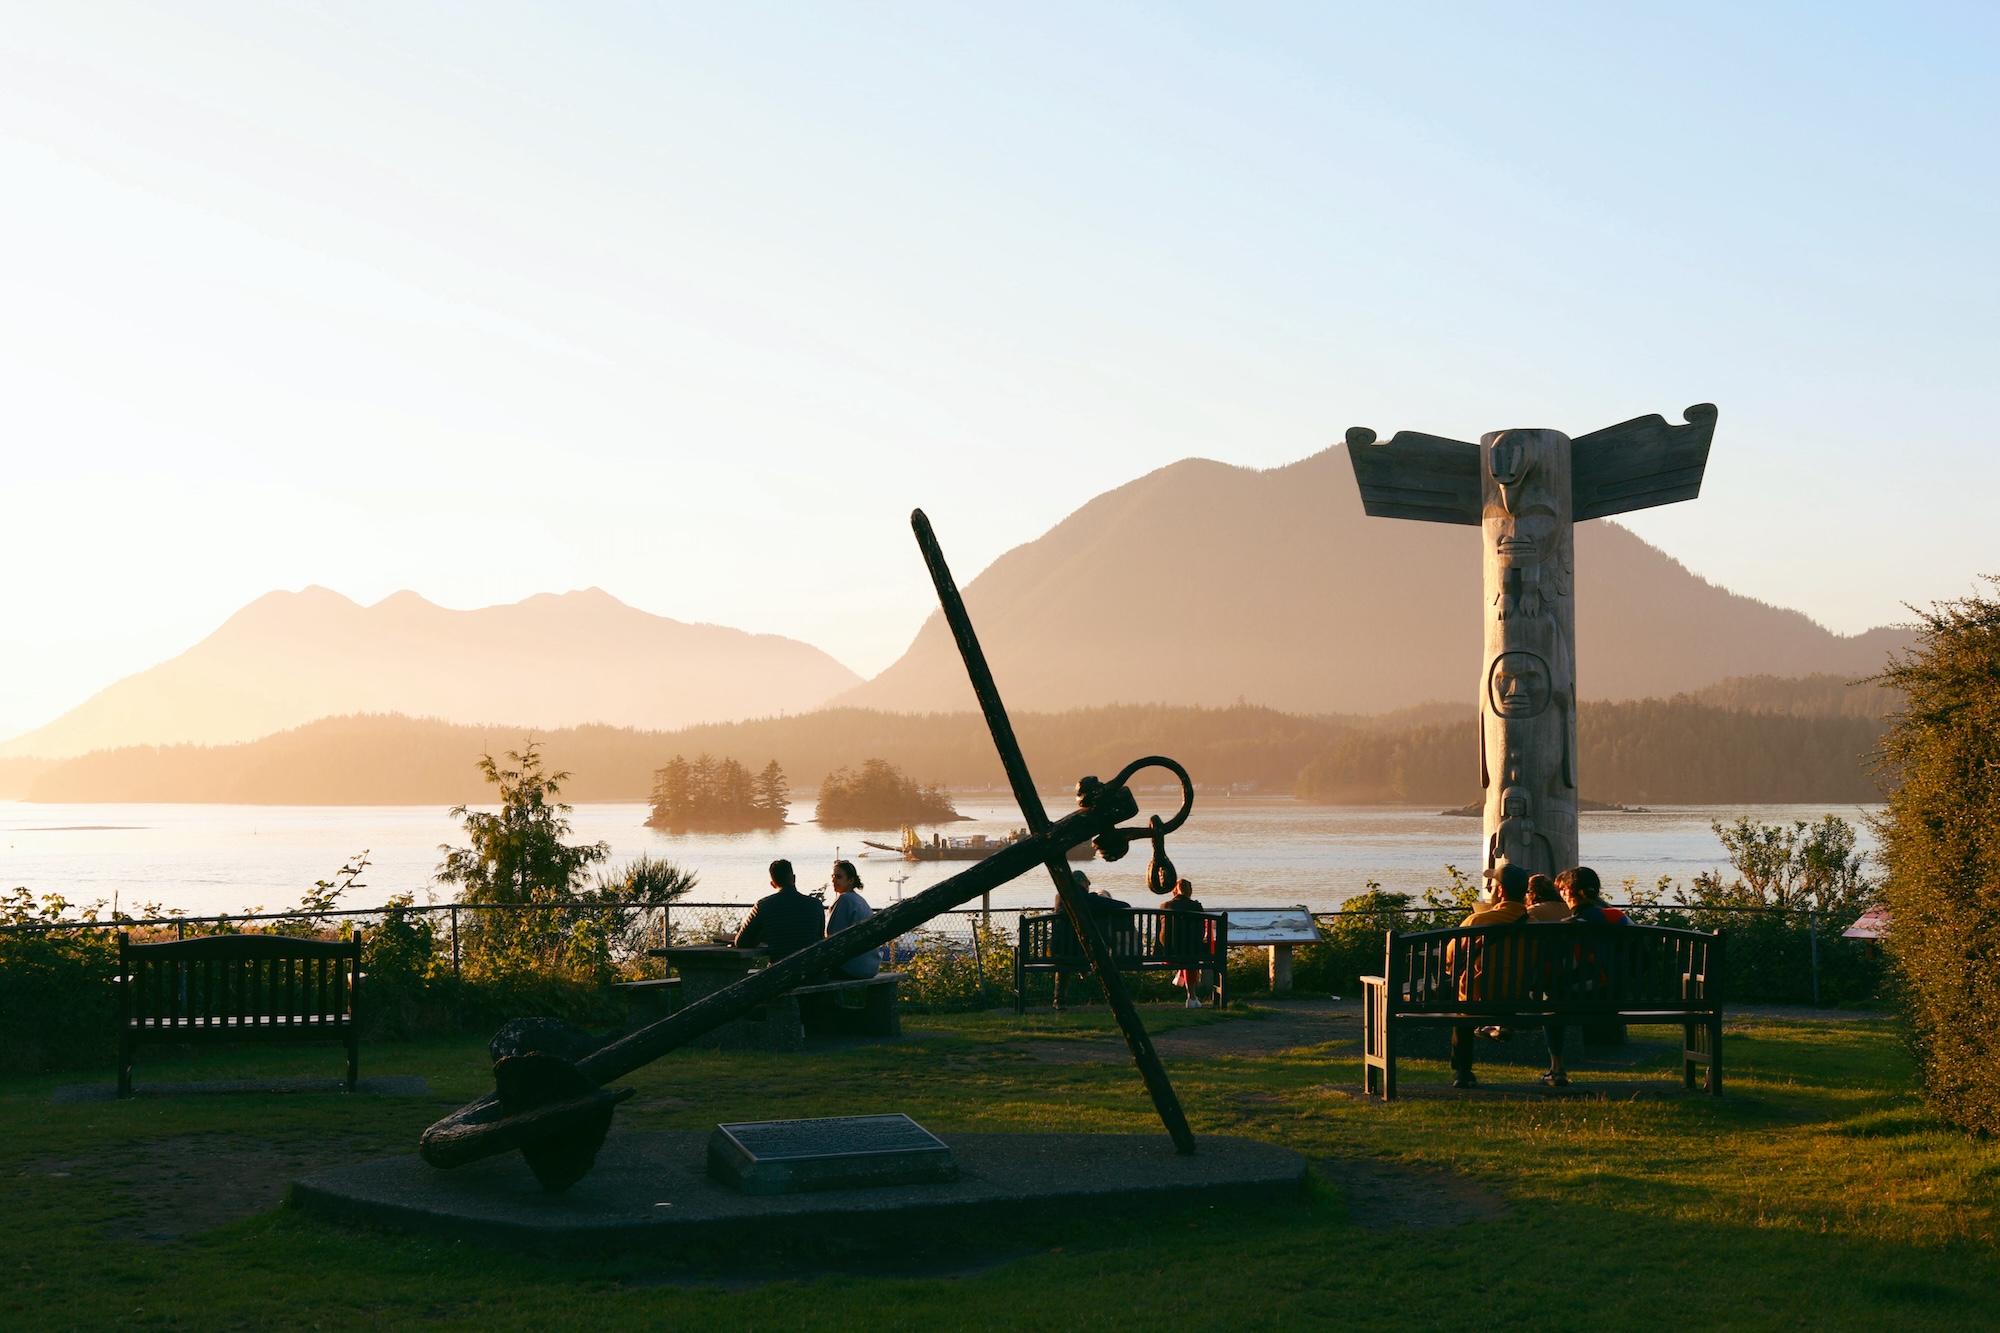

left=1344, top=405, right=1718, bottom=879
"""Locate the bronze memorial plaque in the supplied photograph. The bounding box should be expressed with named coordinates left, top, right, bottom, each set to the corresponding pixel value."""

left=707, top=1113, right=958, bottom=1195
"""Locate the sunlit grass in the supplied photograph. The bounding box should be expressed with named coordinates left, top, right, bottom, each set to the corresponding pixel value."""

left=4, top=1005, right=1996, bottom=1330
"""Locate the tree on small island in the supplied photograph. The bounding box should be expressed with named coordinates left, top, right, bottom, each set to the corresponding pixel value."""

left=646, top=753, right=789, bottom=832
left=815, top=757, right=962, bottom=829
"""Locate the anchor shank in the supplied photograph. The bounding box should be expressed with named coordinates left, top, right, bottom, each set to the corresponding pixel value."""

left=912, top=510, right=1198, bottom=1155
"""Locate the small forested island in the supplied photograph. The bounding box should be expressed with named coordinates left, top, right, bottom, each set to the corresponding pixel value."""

left=815, top=758, right=965, bottom=829
left=646, top=754, right=789, bottom=832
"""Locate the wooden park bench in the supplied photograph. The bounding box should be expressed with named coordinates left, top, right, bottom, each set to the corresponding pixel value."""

left=1360, top=922, right=1724, bottom=1100
left=117, top=932, right=362, bottom=1098
left=1014, top=907, right=1229, bottom=1013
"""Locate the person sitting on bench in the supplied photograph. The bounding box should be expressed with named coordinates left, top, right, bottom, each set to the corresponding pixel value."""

left=1052, top=871, right=1131, bottom=1007
left=1535, top=865, right=1629, bottom=1087
left=1525, top=873, right=1568, bottom=921
left=1563, top=866, right=1628, bottom=924
left=1453, top=862, right=1530, bottom=1088
left=1162, top=877, right=1215, bottom=1008
left=826, top=858, right=880, bottom=979
left=734, top=859, right=826, bottom=963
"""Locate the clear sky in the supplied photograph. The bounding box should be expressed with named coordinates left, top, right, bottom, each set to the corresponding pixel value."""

left=3, top=2, right=1995, bottom=739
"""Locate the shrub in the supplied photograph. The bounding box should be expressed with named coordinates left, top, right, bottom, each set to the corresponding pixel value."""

left=0, top=891, right=118, bottom=1074
left=881, top=923, right=1016, bottom=1011
left=1648, top=814, right=1886, bottom=1005
left=361, top=892, right=450, bottom=1039
left=1877, top=578, right=2000, bottom=1132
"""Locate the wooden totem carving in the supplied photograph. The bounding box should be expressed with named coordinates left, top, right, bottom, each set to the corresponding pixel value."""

left=1344, top=404, right=1718, bottom=879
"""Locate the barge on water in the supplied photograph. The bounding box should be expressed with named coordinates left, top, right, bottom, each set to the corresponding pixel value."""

left=863, top=826, right=1096, bottom=862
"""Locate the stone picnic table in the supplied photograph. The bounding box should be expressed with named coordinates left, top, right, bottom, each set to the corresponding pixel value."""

left=647, top=945, right=904, bottom=1048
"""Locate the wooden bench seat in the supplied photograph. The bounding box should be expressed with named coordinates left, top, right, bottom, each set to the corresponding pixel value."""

left=1361, top=921, right=1724, bottom=1100
left=1014, top=908, right=1229, bottom=1012
left=118, top=932, right=361, bottom=1097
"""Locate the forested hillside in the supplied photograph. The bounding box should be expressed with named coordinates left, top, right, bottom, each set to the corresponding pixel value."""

left=1293, top=703, right=1885, bottom=805
left=8, top=705, right=1341, bottom=805
left=5, top=673, right=1895, bottom=806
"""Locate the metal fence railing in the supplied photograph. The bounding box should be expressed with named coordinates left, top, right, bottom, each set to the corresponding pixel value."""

left=2, top=898, right=1883, bottom=1015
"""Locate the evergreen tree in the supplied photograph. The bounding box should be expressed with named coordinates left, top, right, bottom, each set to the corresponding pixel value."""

left=435, top=743, right=612, bottom=973
left=437, top=743, right=608, bottom=905
left=753, top=760, right=790, bottom=820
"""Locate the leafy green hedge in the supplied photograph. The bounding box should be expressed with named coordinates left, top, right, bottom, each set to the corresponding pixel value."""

left=1878, top=580, right=2000, bottom=1133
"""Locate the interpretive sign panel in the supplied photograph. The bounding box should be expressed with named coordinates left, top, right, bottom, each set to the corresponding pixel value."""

left=708, top=1113, right=958, bottom=1195
left=1223, top=909, right=1320, bottom=945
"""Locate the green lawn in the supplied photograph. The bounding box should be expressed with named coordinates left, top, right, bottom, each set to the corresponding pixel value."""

left=5, top=1004, right=1996, bottom=1330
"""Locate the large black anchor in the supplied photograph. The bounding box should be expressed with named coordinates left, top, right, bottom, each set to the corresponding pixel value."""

left=418, top=510, right=1197, bottom=1191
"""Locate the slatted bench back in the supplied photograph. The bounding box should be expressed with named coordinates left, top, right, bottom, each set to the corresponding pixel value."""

left=1018, top=908, right=1228, bottom=971
left=119, top=932, right=361, bottom=1036
left=1384, top=922, right=1722, bottom=1018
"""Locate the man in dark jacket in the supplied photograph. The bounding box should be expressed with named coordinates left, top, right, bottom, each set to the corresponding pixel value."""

left=733, top=859, right=826, bottom=962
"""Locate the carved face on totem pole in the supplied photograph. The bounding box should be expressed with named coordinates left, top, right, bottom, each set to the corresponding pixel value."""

left=1488, top=651, right=1551, bottom=718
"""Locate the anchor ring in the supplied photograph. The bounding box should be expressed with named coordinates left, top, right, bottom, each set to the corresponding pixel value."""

left=1099, top=754, right=1195, bottom=839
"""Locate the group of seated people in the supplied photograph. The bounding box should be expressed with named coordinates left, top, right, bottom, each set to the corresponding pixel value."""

left=732, top=859, right=1224, bottom=1007
left=1050, top=871, right=1221, bottom=1009
left=731, top=857, right=882, bottom=979
left=1453, top=861, right=1628, bottom=1090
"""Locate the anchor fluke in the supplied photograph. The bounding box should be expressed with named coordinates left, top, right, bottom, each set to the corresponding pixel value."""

left=493, top=1054, right=633, bottom=1193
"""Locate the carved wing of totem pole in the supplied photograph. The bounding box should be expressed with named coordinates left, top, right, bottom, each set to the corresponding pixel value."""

left=1344, top=404, right=1718, bottom=879
left=416, top=510, right=1197, bottom=1193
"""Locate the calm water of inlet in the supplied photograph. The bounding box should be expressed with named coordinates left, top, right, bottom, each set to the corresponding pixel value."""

left=0, top=797, right=1881, bottom=921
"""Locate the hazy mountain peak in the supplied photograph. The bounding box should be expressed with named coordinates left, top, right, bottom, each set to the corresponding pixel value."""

left=225, top=584, right=363, bottom=618
left=369, top=589, right=439, bottom=612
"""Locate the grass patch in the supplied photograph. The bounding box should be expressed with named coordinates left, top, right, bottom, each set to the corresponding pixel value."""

left=4, top=1004, right=1997, bottom=1330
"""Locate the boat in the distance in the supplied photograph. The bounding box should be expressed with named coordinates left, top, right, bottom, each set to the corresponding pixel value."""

left=862, top=825, right=1096, bottom=862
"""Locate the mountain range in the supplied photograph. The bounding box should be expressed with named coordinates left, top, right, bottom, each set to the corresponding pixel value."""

left=2, top=443, right=1910, bottom=761
left=0, top=588, right=861, bottom=760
